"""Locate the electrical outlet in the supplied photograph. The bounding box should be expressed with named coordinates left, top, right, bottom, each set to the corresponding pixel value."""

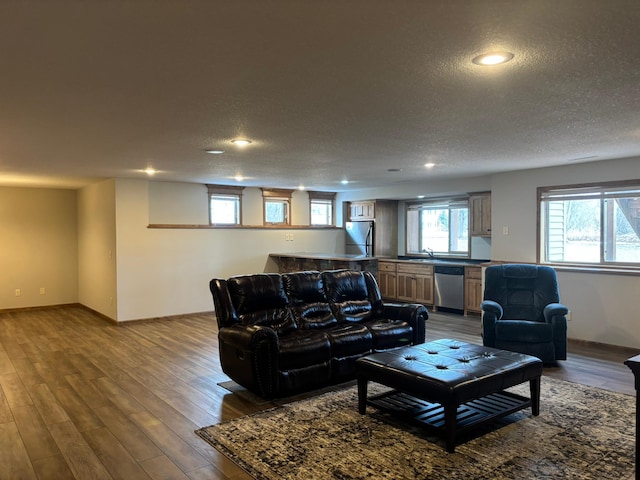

left=566, top=310, right=572, bottom=321
left=502, top=226, right=509, bottom=235
left=40, top=287, right=46, bottom=295
left=289, top=233, right=294, bottom=242
left=15, top=289, right=21, bottom=297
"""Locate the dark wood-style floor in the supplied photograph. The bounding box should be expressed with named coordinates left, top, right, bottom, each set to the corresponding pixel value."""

left=0, top=306, right=636, bottom=479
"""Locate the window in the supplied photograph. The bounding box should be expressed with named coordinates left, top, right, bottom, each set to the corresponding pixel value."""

left=262, top=188, right=293, bottom=225
left=539, top=181, right=640, bottom=266
left=406, top=198, right=469, bottom=256
left=308, top=191, right=336, bottom=226
left=207, top=184, right=243, bottom=225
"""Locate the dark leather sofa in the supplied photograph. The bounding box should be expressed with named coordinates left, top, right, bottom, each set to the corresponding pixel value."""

left=210, top=269, right=429, bottom=398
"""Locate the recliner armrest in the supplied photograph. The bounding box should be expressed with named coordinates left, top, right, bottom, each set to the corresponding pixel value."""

left=219, top=324, right=279, bottom=351
left=480, top=300, right=503, bottom=319
left=543, top=303, right=569, bottom=322
left=480, top=300, right=502, bottom=347
left=218, top=324, right=280, bottom=398
left=382, top=302, right=429, bottom=344
left=544, top=303, right=569, bottom=361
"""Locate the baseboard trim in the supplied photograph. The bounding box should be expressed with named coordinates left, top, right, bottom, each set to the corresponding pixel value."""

left=113, top=311, right=215, bottom=325
left=568, top=337, right=638, bottom=356
left=0, top=303, right=82, bottom=314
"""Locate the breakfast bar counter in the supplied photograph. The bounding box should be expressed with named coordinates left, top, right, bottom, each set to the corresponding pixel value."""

left=269, top=252, right=379, bottom=274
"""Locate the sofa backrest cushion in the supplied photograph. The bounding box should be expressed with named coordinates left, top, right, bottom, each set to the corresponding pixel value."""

left=227, top=273, right=297, bottom=334
left=322, top=270, right=375, bottom=323
left=283, top=271, right=338, bottom=329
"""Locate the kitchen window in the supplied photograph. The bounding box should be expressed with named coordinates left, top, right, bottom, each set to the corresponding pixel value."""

left=406, top=198, right=469, bottom=256
left=208, top=184, right=244, bottom=225
left=539, top=181, right=640, bottom=267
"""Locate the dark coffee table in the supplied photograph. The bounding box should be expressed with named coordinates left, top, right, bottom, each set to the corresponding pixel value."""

left=356, top=339, right=543, bottom=452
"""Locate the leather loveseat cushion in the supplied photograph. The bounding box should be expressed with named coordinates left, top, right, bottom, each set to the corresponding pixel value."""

left=283, top=271, right=337, bottom=329
left=278, top=330, right=332, bottom=370
left=227, top=274, right=297, bottom=334
left=323, top=270, right=375, bottom=322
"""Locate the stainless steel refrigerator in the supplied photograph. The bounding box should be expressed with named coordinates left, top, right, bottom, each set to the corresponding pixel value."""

left=345, top=220, right=374, bottom=256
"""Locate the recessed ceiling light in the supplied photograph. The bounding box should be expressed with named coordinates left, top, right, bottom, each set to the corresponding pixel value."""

left=418, top=195, right=425, bottom=199
left=234, top=174, right=244, bottom=182
left=424, top=162, right=435, bottom=168
left=472, top=52, right=515, bottom=66
left=341, top=180, right=349, bottom=185
left=206, top=149, right=225, bottom=154
left=298, top=185, right=305, bottom=191
left=143, top=167, right=156, bottom=175
left=231, top=139, right=252, bottom=147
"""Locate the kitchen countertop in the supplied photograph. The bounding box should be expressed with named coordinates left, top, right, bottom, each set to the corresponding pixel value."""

left=270, top=252, right=491, bottom=267
left=382, top=256, right=490, bottom=267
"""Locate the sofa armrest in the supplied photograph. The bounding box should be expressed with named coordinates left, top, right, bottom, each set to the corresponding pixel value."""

left=382, top=302, right=429, bottom=345
left=218, top=325, right=279, bottom=398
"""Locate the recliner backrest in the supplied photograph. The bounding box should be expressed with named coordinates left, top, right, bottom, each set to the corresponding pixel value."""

left=322, top=270, right=381, bottom=322
left=283, top=271, right=337, bottom=329
left=226, top=273, right=297, bottom=334
left=483, top=264, right=560, bottom=322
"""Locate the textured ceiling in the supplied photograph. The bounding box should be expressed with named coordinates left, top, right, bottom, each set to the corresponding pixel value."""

left=1, top=1, right=639, bottom=191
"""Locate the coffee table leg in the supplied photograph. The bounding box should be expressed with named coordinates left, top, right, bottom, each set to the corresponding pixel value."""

left=530, top=376, right=541, bottom=416
left=444, top=403, right=457, bottom=453
left=357, top=376, right=368, bottom=414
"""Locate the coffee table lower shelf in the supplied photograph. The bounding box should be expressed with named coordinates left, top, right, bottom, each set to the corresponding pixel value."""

left=367, top=389, right=531, bottom=447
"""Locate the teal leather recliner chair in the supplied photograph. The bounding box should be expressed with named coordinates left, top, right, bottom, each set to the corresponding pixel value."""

left=481, top=264, right=568, bottom=363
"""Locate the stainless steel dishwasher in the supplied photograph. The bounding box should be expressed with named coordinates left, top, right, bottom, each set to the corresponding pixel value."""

left=434, top=265, right=465, bottom=311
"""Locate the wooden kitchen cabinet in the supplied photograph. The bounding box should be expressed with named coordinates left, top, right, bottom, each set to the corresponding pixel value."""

left=469, top=193, right=492, bottom=237
left=349, top=201, right=375, bottom=221
left=396, top=263, right=433, bottom=305
left=464, top=266, right=483, bottom=315
left=377, top=261, right=397, bottom=299
left=346, top=200, right=398, bottom=257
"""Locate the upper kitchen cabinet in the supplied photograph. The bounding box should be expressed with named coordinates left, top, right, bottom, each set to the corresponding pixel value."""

left=347, top=200, right=398, bottom=257
left=469, top=192, right=492, bottom=237
left=349, top=200, right=375, bottom=220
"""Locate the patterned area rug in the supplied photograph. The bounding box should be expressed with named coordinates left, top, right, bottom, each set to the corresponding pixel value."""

left=196, top=377, right=635, bottom=480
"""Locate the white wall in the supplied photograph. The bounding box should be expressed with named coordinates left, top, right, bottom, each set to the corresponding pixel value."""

left=77, top=180, right=118, bottom=318
left=115, top=179, right=344, bottom=321
left=0, top=186, right=78, bottom=308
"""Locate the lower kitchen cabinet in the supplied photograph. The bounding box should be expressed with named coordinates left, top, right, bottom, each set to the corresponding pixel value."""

left=396, top=263, right=434, bottom=305
left=464, top=266, right=483, bottom=315
left=377, top=261, right=397, bottom=299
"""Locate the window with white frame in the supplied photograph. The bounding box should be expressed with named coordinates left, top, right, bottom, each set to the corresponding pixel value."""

left=262, top=188, right=293, bottom=225
left=539, top=181, right=640, bottom=266
left=207, top=184, right=243, bottom=225
left=308, top=191, right=335, bottom=226
left=406, top=198, right=469, bottom=256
